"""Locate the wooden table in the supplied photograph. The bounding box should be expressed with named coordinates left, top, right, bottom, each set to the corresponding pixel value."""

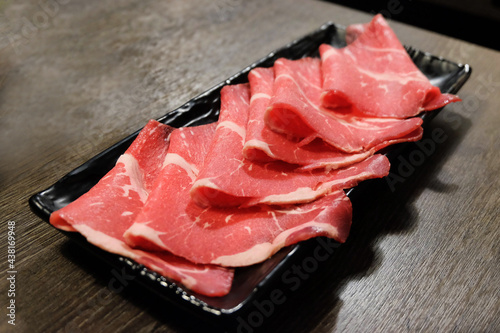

left=1, top=0, right=499, bottom=332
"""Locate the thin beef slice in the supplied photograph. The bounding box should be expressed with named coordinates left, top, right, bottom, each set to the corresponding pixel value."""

left=264, top=57, right=424, bottom=153
left=50, top=120, right=234, bottom=297
left=191, top=83, right=391, bottom=208
left=320, top=14, right=460, bottom=118
left=124, top=122, right=353, bottom=267
left=243, top=66, right=374, bottom=171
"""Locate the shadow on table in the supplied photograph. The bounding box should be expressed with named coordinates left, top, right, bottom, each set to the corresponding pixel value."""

left=60, top=111, right=471, bottom=333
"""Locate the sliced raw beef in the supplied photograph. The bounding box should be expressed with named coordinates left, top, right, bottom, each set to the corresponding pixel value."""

left=264, top=57, right=424, bottom=153
left=50, top=119, right=172, bottom=232
left=50, top=120, right=234, bottom=297
left=190, top=84, right=391, bottom=208
left=123, top=123, right=353, bottom=267
left=243, top=67, right=374, bottom=171
left=345, top=22, right=367, bottom=44
left=320, top=14, right=460, bottom=118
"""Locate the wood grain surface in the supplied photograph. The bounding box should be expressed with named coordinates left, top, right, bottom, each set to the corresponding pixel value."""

left=1, top=0, right=499, bottom=332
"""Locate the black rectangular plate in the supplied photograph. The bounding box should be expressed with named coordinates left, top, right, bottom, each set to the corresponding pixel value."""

left=29, top=21, right=471, bottom=328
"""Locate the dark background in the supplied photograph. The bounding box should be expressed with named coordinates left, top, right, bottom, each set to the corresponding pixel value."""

left=323, top=0, right=500, bottom=50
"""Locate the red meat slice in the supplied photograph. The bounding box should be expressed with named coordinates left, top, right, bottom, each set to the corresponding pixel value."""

left=190, top=84, right=391, bottom=208
left=320, top=14, right=460, bottom=118
left=264, top=57, right=424, bottom=153
left=243, top=66, right=374, bottom=171
left=345, top=22, right=367, bottom=44
left=123, top=123, right=353, bottom=267
left=49, top=120, right=234, bottom=297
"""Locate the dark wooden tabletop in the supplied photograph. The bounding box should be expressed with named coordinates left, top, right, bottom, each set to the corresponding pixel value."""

left=1, top=0, right=499, bottom=332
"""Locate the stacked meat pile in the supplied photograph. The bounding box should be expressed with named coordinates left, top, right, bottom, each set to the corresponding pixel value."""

left=49, top=15, right=460, bottom=297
